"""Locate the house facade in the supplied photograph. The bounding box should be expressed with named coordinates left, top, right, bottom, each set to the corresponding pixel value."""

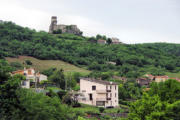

left=12, top=68, right=47, bottom=88
left=79, top=78, right=118, bottom=108
left=111, top=37, right=120, bottom=44
left=97, top=39, right=107, bottom=44
left=154, top=76, right=169, bottom=82
left=136, top=77, right=151, bottom=86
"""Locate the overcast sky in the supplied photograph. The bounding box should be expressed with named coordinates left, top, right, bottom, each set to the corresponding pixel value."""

left=0, top=0, right=180, bottom=44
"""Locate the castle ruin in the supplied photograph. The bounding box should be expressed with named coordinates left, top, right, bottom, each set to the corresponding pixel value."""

left=49, top=16, right=82, bottom=36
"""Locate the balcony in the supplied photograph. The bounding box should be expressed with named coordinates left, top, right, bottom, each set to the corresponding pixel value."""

left=96, top=90, right=107, bottom=94
left=96, top=98, right=106, bottom=101
left=106, top=98, right=111, bottom=101
left=106, top=90, right=111, bottom=92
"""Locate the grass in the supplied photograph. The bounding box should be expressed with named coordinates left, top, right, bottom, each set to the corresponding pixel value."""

left=6, top=56, right=90, bottom=75
left=72, top=104, right=100, bottom=114
left=166, top=71, right=180, bottom=78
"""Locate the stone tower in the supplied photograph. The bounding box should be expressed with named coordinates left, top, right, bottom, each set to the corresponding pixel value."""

left=49, top=16, right=83, bottom=36
left=49, top=16, right=57, bottom=33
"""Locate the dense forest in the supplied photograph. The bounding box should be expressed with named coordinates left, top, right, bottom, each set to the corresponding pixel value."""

left=0, top=21, right=180, bottom=78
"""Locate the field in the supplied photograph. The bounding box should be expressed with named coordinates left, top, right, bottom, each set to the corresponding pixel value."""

left=6, top=56, right=90, bottom=75
left=166, top=71, right=180, bottom=78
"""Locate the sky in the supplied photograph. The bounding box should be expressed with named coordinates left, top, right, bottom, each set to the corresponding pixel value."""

left=0, top=0, right=179, bottom=44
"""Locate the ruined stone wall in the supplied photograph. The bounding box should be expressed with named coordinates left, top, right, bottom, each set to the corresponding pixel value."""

left=49, top=16, right=82, bottom=36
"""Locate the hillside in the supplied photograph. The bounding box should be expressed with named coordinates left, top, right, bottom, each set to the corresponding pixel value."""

left=0, top=21, right=180, bottom=78
left=6, top=56, right=90, bottom=75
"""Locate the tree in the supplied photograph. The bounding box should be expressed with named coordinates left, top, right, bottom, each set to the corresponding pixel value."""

left=73, top=72, right=81, bottom=83
left=25, top=59, right=32, bottom=65
left=0, top=60, right=72, bottom=120
left=149, top=79, right=180, bottom=103
left=0, top=61, right=25, bottom=119
left=49, top=69, right=65, bottom=89
left=128, top=93, right=166, bottom=120
left=107, top=38, right=112, bottom=44
left=10, top=62, right=23, bottom=70
left=166, top=100, right=180, bottom=120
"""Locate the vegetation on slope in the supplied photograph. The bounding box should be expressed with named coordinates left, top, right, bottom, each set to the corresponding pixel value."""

left=6, top=56, right=90, bottom=74
left=0, top=22, right=180, bottom=78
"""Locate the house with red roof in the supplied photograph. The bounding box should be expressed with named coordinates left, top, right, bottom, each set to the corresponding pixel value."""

left=12, top=68, right=47, bottom=88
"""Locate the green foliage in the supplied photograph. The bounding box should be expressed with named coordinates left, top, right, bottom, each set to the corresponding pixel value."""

left=73, top=72, right=81, bottom=83
left=49, top=69, right=65, bottom=89
left=0, top=60, right=72, bottom=120
left=166, top=100, right=180, bottom=120
left=99, top=107, right=105, bottom=113
left=128, top=80, right=180, bottom=120
left=107, top=38, right=112, bottom=44
left=119, top=81, right=142, bottom=101
left=17, top=89, right=70, bottom=120
left=73, top=84, right=80, bottom=91
left=42, top=67, right=57, bottom=77
left=53, top=29, right=62, bottom=34
left=10, top=61, right=23, bottom=70
left=128, top=93, right=166, bottom=120
left=149, top=79, right=180, bottom=103
left=0, top=22, right=180, bottom=78
left=25, top=59, right=32, bottom=65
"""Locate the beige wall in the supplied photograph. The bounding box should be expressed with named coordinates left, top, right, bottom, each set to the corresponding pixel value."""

left=79, top=79, right=118, bottom=107
left=155, top=78, right=168, bottom=82
left=21, top=80, right=30, bottom=89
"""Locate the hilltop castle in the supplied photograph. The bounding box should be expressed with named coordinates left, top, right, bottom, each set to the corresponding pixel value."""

left=49, top=16, right=82, bottom=36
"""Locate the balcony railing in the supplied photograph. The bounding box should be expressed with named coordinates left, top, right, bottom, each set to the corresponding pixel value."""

left=96, top=98, right=106, bottom=101
left=96, top=90, right=107, bottom=94
left=106, top=90, right=111, bottom=92
left=106, top=98, right=111, bottom=101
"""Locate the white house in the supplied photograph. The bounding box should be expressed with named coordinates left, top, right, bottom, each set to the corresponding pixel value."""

left=12, top=68, right=47, bottom=88
left=78, top=78, right=119, bottom=108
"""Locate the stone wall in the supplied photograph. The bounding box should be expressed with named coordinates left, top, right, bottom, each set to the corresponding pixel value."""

left=49, top=16, right=82, bottom=36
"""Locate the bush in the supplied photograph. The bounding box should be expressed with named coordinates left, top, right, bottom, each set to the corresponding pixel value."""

left=10, top=62, right=23, bottom=70
left=25, top=60, right=32, bottom=65
left=99, top=107, right=105, bottom=113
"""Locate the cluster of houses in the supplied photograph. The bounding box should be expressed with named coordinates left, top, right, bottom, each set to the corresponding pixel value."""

left=97, top=37, right=123, bottom=44
left=11, top=68, right=119, bottom=108
left=11, top=68, right=47, bottom=88
left=11, top=67, right=180, bottom=108
left=137, top=74, right=180, bottom=87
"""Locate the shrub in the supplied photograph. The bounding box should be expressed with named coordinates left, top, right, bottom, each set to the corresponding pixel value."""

left=25, top=60, right=32, bottom=65
left=99, top=107, right=105, bottom=113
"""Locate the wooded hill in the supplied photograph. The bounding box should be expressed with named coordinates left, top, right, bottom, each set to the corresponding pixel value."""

left=0, top=21, right=180, bottom=78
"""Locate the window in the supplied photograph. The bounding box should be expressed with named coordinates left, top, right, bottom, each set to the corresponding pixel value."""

left=110, top=93, right=112, bottom=97
left=115, top=85, right=116, bottom=90
left=110, top=86, right=112, bottom=89
left=89, top=94, right=93, bottom=100
left=22, top=81, right=26, bottom=86
left=96, top=101, right=105, bottom=106
left=92, top=86, right=96, bottom=90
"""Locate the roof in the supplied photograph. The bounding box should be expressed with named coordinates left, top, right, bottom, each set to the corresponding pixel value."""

left=111, top=37, right=119, bottom=42
left=81, top=78, right=118, bottom=85
left=12, top=70, right=24, bottom=75
left=97, top=39, right=106, bottom=43
left=155, top=76, right=169, bottom=78
left=12, top=68, right=35, bottom=76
